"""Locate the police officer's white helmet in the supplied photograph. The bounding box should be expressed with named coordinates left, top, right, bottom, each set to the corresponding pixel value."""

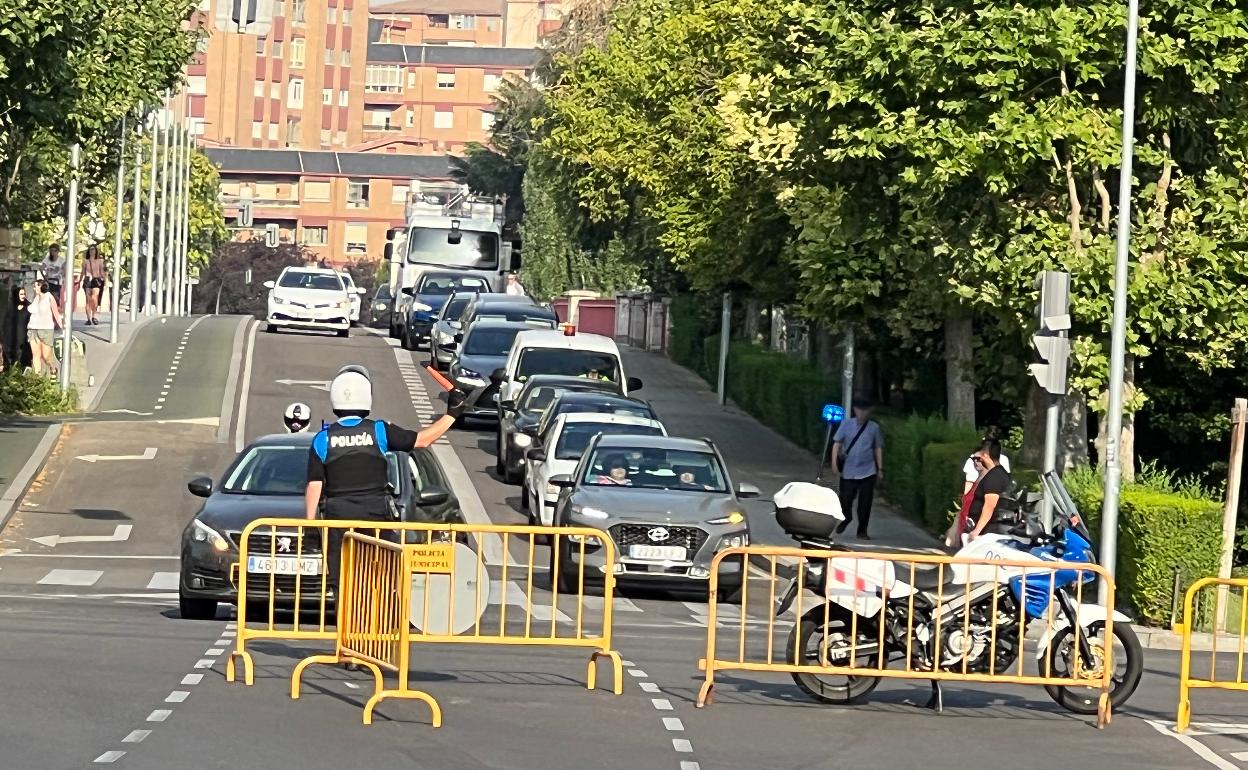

left=329, top=365, right=372, bottom=413
left=283, top=402, right=311, bottom=433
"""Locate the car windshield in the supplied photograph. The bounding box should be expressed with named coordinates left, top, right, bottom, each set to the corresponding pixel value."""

left=375, top=285, right=393, bottom=300
left=517, top=349, right=619, bottom=382
left=278, top=272, right=343, bottom=291
left=442, top=297, right=471, bottom=320
left=222, top=446, right=308, bottom=495
left=419, top=275, right=490, bottom=295
left=407, top=229, right=499, bottom=269
left=480, top=311, right=555, bottom=328
left=339, top=273, right=355, bottom=287
left=554, top=400, right=652, bottom=422
left=582, top=448, right=727, bottom=492
left=521, top=385, right=573, bottom=413
left=465, top=327, right=522, bottom=356
left=556, top=423, right=663, bottom=460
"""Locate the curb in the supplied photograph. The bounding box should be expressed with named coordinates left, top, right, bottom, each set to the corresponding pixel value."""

left=746, top=554, right=1199, bottom=651
left=0, top=423, right=62, bottom=532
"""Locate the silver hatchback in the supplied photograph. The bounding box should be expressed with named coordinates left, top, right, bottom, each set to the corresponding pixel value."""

left=550, top=434, right=758, bottom=599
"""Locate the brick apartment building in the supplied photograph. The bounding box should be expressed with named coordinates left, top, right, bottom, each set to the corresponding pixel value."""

left=188, top=0, right=558, bottom=263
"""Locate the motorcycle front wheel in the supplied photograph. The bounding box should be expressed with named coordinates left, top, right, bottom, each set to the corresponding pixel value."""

left=1043, top=620, right=1143, bottom=714
left=787, top=606, right=882, bottom=704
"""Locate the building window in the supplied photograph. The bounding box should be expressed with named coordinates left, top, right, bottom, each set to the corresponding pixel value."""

left=319, top=128, right=330, bottom=146
left=428, top=13, right=448, bottom=28
left=436, top=71, right=455, bottom=89
left=335, top=131, right=346, bottom=145
left=323, top=47, right=334, bottom=65
left=290, top=38, right=305, bottom=68
left=345, top=223, right=369, bottom=253
left=286, top=118, right=301, bottom=146
left=433, top=109, right=453, bottom=129
left=480, top=111, right=494, bottom=131
left=251, top=121, right=263, bottom=139
left=304, top=180, right=329, bottom=201
left=255, top=37, right=267, bottom=54
left=339, top=90, right=349, bottom=106
left=268, top=123, right=279, bottom=140
left=272, top=40, right=283, bottom=57
left=270, top=82, right=281, bottom=99
left=405, top=108, right=414, bottom=127
left=287, top=78, right=304, bottom=107
left=347, top=180, right=370, bottom=207
left=322, top=88, right=333, bottom=105
left=253, top=80, right=266, bottom=97
left=273, top=0, right=283, bottom=16
left=327, top=7, right=336, bottom=23
left=302, top=226, right=328, bottom=246
left=341, top=49, right=350, bottom=66
left=486, top=18, right=498, bottom=31
left=449, top=14, right=475, bottom=29
left=366, top=109, right=394, bottom=130
left=342, top=8, right=351, bottom=24
left=407, top=70, right=417, bottom=88
left=292, top=0, right=306, bottom=23
left=365, top=65, right=403, bottom=93
left=483, top=73, right=501, bottom=92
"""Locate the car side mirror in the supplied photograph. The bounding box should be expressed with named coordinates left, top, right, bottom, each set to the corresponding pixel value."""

left=549, top=474, right=574, bottom=488
left=490, top=367, right=506, bottom=386
left=262, top=280, right=275, bottom=289
left=437, top=343, right=457, bottom=352
left=521, top=424, right=539, bottom=436
left=454, top=333, right=463, bottom=343
left=736, top=482, right=762, bottom=499
left=510, top=251, right=522, bottom=271
left=416, top=485, right=451, bottom=507
left=499, top=399, right=516, bottom=411
left=187, top=476, right=213, bottom=497
left=526, top=448, right=547, bottom=463
left=401, top=286, right=415, bottom=296
left=355, top=287, right=367, bottom=295
left=449, top=320, right=463, bottom=330
left=626, top=377, right=643, bottom=392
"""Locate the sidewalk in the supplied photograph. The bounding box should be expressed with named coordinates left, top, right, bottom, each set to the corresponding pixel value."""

left=621, top=346, right=938, bottom=551
left=0, top=310, right=154, bottom=528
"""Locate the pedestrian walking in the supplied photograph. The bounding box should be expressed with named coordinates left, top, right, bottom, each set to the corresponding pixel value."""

left=80, top=244, right=106, bottom=325
left=26, top=279, right=62, bottom=377
left=4, top=285, right=32, bottom=370
left=40, top=244, right=65, bottom=309
left=504, top=273, right=526, bottom=297
left=831, top=400, right=884, bottom=539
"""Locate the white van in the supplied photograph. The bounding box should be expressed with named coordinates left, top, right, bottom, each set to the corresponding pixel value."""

left=490, top=327, right=643, bottom=404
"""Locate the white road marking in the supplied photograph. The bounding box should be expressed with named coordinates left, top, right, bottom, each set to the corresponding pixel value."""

left=234, top=320, right=259, bottom=451
left=75, top=449, right=157, bottom=463
left=181, top=674, right=203, bottom=686
left=1231, top=752, right=1248, bottom=761
left=651, top=698, right=673, bottom=711
left=37, top=569, right=102, bottom=586
left=194, top=658, right=213, bottom=669
left=499, top=581, right=572, bottom=623
left=581, top=595, right=644, bottom=613
left=628, top=669, right=648, bottom=678
left=663, top=717, right=684, bottom=731
left=165, top=691, right=189, bottom=703
left=1146, top=720, right=1239, bottom=770
left=146, top=710, right=172, bottom=722
left=146, top=572, right=179, bottom=590
left=31, top=524, right=134, bottom=547
left=639, top=682, right=660, bottom=693
left=217, top=318, right=251, bottom=444
left=673, top=739, right=693, bottom=753
left=94, top=751, right=125, bottom=763
left=680, top=762, right=701, bottom=770
left=122, top=730, right=151, bottom=743
left=205, top=648, right=225, bottom=656
left=344, top=682, right=360, bottom=689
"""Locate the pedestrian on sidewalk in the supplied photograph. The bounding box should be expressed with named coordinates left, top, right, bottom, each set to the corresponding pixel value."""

left=4, top=285, right=31, bottom=371
left=959, top=440, right=1012, bottom=542
left=26, top=279, right=62, bottom=377
left=831, top=400, right=884, bottom=539
left=962, top=426, right=1011, bottom=495
left=80, top=244, right=106, bottom=326
left=504, top=273, right=526, bottom=297
left=40, top=244, right=65, bottom=309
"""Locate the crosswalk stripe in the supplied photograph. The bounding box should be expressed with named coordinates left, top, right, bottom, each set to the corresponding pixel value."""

left=146, top=572, right=179, bottom=591
left=38, top=569, right=102, bottom=586
left=498, top=581, right=572, bottom=623
left=581, top=594, right=645, bottom=613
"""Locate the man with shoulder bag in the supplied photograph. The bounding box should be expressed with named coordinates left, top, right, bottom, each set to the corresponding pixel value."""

left=831, top=400, right=884, bottom=539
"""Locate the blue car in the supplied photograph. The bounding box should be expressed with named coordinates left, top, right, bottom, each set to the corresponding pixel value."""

left=400, top=272, right=491, bottom=350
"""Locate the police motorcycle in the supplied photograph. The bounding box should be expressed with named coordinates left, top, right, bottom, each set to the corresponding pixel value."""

left=771, top=474, right=1143, bottom=714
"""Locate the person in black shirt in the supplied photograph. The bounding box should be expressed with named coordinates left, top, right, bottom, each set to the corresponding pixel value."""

left=964, top=439, right=1011, bottom=540
left=305, top=364, right=466, bottom=594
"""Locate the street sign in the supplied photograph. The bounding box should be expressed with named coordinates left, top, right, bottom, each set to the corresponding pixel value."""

left=821, top=403, right=845, bottom=423
left=238, top=200, right=253, bottom=228
left=265, top=222, right=279, bottom=248
left=1031, top=270, right=1071, bottom=395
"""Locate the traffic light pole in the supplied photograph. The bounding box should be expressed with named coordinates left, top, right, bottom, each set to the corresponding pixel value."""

left=1031, top=270, right=1072, bottom=533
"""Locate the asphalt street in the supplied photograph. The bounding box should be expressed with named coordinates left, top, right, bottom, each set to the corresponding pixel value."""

left=0, top=317, right=1245, bottom=769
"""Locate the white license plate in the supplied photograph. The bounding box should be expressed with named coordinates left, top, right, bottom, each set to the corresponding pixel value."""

left=246, top=556, right=322, bottom=576
left=629, top=545, right=687, bottom=561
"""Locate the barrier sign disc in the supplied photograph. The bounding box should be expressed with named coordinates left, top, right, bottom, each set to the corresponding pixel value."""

left=409, top=541, right=488, bottom=635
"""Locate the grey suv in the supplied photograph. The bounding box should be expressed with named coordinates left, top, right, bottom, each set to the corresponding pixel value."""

left=549, top=434, right=758, bottom=600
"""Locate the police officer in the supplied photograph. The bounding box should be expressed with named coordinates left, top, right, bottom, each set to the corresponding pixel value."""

left=304, top=364, right=466, bottom=593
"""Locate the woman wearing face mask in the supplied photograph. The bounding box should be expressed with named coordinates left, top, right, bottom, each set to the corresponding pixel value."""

left=27, top=280, right=62, bottom=377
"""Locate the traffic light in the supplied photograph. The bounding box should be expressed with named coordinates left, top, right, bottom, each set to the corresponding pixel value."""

left=238, top=200, right=253, bottom=228
left=1030, top=270, right=1072, bottom=395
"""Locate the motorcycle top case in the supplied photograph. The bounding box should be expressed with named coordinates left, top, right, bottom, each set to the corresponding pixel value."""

left=774, top=482, right=844, bottom=539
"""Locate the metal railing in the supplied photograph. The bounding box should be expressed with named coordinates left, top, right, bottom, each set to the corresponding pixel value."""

left=1175, top=576, right=1248, bottom=732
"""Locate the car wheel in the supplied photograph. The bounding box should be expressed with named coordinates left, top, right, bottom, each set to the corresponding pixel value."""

left=554, top=536, right=578, bottom=594
left=265, top=324, right=277, bottom=334
left=520, top=483, right=530, bottom=511
left=400, top=329, right=413, bottom=350
left=337, top=328, right=349, bottom=338
left=179, top=591, right=218, bottom=620
left=495, top=433, right=506, bottom=475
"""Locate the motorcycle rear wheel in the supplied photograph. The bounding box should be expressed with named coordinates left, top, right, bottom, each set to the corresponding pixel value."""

left=1043, top=620, right=1143, bottom=715
left=787, top=606, right=882, bottom=704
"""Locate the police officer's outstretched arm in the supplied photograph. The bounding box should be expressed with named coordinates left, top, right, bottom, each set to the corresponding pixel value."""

left=382, top=389, right=468, bottom=450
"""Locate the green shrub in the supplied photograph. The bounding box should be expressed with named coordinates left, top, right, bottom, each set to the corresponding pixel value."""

left=668, top=295, right=716, bottom=372
left=920, top=441, right=978, bottom=533
left=1066, top=466, right=1222, bottom=624
left=0, top=368, right=78, bottom=415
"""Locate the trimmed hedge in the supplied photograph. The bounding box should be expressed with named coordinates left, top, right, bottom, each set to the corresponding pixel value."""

left=921, top=441, right=979, bottom=533
left=1066, top=472, right=1223, bottom=623
left=873, top=415, right=980, bottom=534
left=668, top=295, right=715, bottom=374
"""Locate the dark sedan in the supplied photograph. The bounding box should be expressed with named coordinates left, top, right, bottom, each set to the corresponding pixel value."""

left=532, top=391, right=660, bottom=447
left=399, top=271, right=491, bottom=350
left=495, top=375, right=623, bottom=484
left=178, top=433, right=459, bottom=620
left=366, top=284, right=394, bottom=329
left=446, top=319, right=533, bottom=423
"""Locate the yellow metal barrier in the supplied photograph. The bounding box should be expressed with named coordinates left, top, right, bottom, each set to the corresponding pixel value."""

left=696, top=546, right=1120, bottom=727
left=1175, top=576, right=1248, bottom=732
left=224, top=517, right=623, bottom=702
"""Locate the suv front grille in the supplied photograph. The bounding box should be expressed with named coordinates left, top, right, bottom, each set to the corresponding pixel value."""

left=609, top=524, right=708, bottom=553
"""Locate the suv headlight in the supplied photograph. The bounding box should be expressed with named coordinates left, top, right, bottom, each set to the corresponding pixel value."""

left=707, top=512, right=745, bottom=525
left=513, top=433, right=532, bottom=448
left=719, top=533, right=749, bottom=548
left=569, top=504, right=608, bottom=520
left=455, top=367, right=486, bottom=386
left=190, top=520, right=230, bottom=552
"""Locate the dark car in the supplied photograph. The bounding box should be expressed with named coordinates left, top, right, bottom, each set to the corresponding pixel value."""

left=495, top=375, right=624, bottom=484
left=431, top=290, right=483, bottom=371
left=178, top=433, right=459, bottom=620
left=532, top=391, right=660, bottom=447
left=399, top=271, right=491, bottom=350
left=366, top=284, right=394, bottom=329
left=446, top=319, right=533, bottom=423
left=465, top=301, right=558, bottom=330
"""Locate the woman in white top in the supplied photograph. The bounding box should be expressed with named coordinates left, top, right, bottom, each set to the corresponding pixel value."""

left=27, top=279, right=62, bottom=377
left=962, top=430, right=1011, bottom=495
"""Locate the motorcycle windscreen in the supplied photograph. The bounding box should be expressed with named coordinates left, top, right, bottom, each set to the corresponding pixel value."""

left=822, top=557, right=896, bottom=617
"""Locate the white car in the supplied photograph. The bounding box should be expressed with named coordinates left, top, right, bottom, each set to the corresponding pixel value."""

left=336, top=271, right=365, bottom=323
left=522, top=412, right=666, bottom=526
left=264, top=267, right=354, bottom=336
